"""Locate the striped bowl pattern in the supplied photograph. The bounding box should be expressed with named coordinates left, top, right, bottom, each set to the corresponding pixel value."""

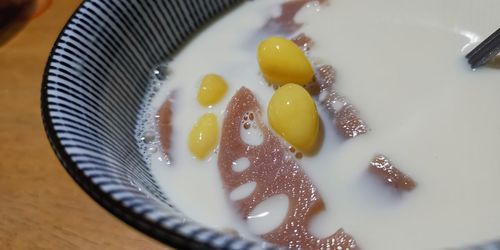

left=40, top=1, right=500, bottom=250
left=41, top=0, right=276, bottom=249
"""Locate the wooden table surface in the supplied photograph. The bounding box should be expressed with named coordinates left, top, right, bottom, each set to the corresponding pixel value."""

left=0, top=1, right=167, bottom=249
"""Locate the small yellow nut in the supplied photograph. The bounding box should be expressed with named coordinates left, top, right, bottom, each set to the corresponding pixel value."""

left=268, top=84, right=319, bottom=153
left=257, top=37, right=314, bottom=86
left=197, top=74, right=228, bottom=107
left=188, top=113, right=219, bottom=159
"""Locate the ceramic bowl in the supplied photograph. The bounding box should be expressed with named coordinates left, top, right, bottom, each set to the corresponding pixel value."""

left=41, top=1, right=273, bottom=249
left=41, top=1, right=500, bottom=250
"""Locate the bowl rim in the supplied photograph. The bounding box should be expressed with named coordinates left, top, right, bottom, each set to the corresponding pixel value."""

left=40, top=1, right=218, bottom=249
left=40, top=1, right=500, bottom=250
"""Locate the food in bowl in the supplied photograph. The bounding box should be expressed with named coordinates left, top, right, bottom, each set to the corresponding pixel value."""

left=136, top=0, right=500, bottom=249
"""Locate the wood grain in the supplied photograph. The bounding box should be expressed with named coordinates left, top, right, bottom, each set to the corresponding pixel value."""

left=0, top=1, right=168, bottom=249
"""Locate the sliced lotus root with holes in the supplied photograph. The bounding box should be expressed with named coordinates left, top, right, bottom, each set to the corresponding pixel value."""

left=316, top=65, right=368, bottom=139
left=317, top=65, right=336, bottom=91
left=218, top=87, right=358, bottom=249
left=292, top=33, right=314, bottom=51
left=262, top=0, right=329, bottom=35
left=158, top=93, right=175, bottom=159
left=369, top=155, right=416, bottom=191
left=336, top=104, right=368, bottom=138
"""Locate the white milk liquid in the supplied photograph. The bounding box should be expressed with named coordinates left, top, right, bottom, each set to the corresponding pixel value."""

left=137, top=0, right=500, bottom=249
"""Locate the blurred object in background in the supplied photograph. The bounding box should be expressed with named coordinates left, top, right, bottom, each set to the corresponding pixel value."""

left=0, top=0, right=51, bottom=46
